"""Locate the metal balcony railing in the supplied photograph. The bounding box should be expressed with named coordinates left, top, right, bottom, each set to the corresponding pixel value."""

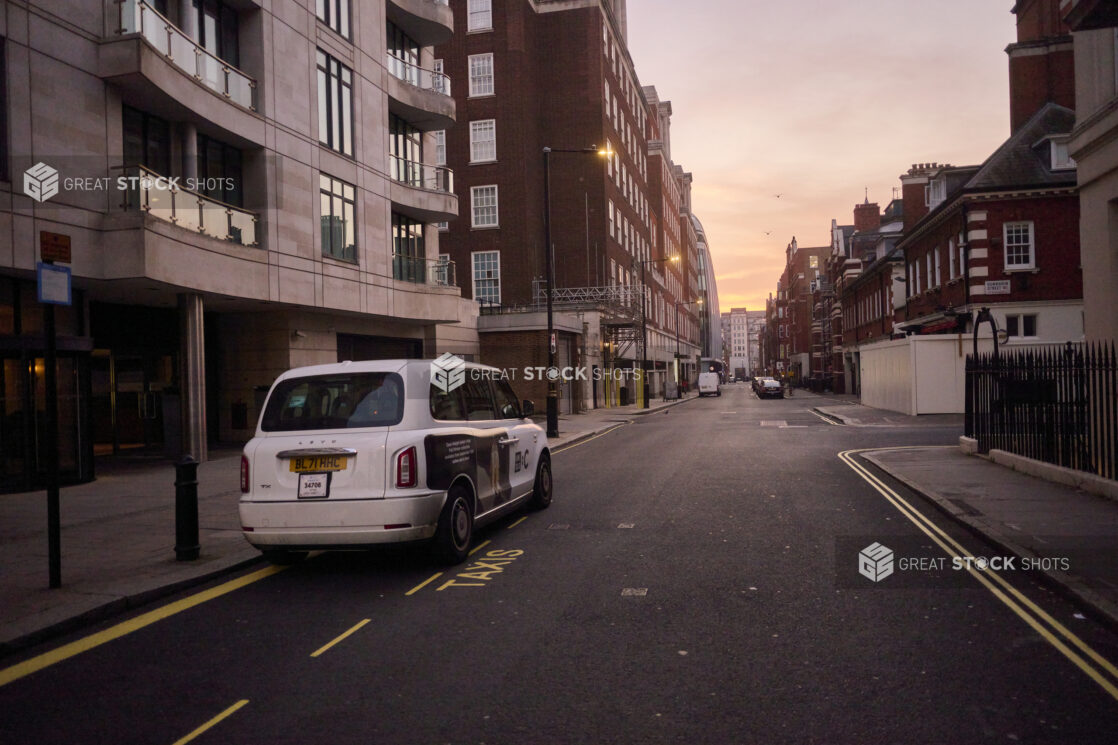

left=389, top=155, right=454, bottom=193
left=386, top=53, right=451, bottom=96
left=393, top=253, right=457, bottom=287
left=118, top=0, right=257, bottom=111
left=117, top=165, right=259, bottom=247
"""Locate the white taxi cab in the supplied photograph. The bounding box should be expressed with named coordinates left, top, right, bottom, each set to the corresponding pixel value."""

left=239, top=359, right=551, bottom=564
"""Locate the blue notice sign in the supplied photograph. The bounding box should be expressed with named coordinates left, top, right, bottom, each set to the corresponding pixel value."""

left=37, top=262, right=72, bottom=306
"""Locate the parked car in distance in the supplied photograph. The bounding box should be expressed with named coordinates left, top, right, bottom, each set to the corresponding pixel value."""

left=239, top=359, right=551, bottom=565
left=756, top=377, right=784, bottom=399
left=698, top=372, right=721, bottom=397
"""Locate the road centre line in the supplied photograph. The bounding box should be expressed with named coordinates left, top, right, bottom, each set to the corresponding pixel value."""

left=171, top=699, right=249, bottom=745
left=0, top=565, right=286, bottom=689
left=310, top=619, right=370, bottom=658
left=839, top=447, right=1118, bottom=702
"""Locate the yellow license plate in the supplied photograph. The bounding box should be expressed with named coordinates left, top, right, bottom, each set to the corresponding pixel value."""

left=289, top=455, right=349, bottom=473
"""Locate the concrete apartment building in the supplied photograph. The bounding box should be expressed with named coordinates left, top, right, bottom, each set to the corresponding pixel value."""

left=0, top=0, right=478, bottom=491
left=692, top=214, right=721, bottom=364
left=1064, top=0, right=1118, bottom=342
left=727, top=307, right=748, bottom=379
left=434, top=0, right=700, bottom=410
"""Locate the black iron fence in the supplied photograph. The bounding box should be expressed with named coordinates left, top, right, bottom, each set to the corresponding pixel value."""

left=965, top=342, right=1117, bottom=480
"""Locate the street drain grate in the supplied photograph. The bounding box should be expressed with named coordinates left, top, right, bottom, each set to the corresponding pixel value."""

left=548, top=523, right=571, bottom=530
left=621, top=588, right=648, bottom=596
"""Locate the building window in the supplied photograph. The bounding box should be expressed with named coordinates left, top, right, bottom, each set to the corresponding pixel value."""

left=387, top=23, right=421, bottom=85
left=471, top=185, right=499, bottom=228
left=1004, top=221, right=1035, bottom=270
left=320, top=174, right=356, bottom=262
left=468, top=53, right=494, bottom=97
left=1050, top=139, right=1075, bottom=171
left=1005, top=314, right=1038, bottom=338
left=195, top=0, right=240, bottom=67
left=389, top=114, right=423, bottom=185
left=472, top=251, right=500, bottom=305
left=0, top=37, right=7, bottom=178
left=315, top=0, right=350, bottom=39
left=196, top=134, right=243, bottom=207
left=317, top=50, right=353, bottom=156
left=122, top=105, right=171, bottom=175
left=467, top=0, right=493, bottom=32
left=469, top=119, right=496, bottom=162
left=392, top=213, right=426, bottom=282
left=434, top=130, right=446, bottom=166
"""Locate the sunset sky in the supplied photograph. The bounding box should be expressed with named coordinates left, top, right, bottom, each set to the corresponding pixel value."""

left=626, top=1, right=1018, bottom=314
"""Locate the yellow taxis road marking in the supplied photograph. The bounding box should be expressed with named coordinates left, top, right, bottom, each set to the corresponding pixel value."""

left=311, top=619, right=370, bottom=658
left=839, top=447, right=1118, bottom=702
left=506, top=516, right=528, bottom=530
left=552, top=422, right=629, bottom=454
left=468, top=540, right=492, bottom=556
left=0, top=565, right=286, bottom=689
left=171, top=699, right=249, bottom=745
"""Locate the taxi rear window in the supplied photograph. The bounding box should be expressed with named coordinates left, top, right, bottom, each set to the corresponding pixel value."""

left=261, top=373, right=404, bottom=431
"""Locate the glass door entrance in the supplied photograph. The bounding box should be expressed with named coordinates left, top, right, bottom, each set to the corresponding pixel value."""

left=0, top=352, right=91, bottom=492
left=91, top=350, right=175, bottom=456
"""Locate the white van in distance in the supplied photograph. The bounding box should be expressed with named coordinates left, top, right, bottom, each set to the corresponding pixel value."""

left=239, top=359, right=551, bottom=564
left=698, top=372, right=721, bottom=397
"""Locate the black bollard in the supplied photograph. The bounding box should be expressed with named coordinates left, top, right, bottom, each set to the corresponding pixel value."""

left=175, top=456, right=200, bottom=561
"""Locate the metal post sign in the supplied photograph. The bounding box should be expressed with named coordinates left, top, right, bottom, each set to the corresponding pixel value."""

left=37, top=262, right=72, bottom=306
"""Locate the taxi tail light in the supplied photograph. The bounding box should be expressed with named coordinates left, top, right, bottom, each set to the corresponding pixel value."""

left=240, top=455, right=250, bottom=493
left=396, top=447, right=417, bottom=488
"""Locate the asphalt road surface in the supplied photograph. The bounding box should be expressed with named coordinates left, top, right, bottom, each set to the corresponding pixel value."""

left=3, top=384, right=1118, bottom=744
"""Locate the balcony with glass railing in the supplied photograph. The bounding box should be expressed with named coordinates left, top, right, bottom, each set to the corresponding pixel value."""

left=389, top=155, right=453, bottom=193
left=393, top=254, right=457, bottom=288
left=387, top=54, right=451, bottom=97
left=116, top=0, right=257, bottom=111
left=117, top=165, right=259, bottom=247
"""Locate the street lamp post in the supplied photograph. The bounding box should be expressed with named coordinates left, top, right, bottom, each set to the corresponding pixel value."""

left=634, top=255, right=680, bottom=408
left=543, top=145, right=610, bottom=437
left=675, top=298, right=702, bottom=393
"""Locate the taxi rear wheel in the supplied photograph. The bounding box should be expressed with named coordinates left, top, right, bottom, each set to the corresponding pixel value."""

left=528, top=456, right=552, bottom=510
left=434, top=484, right=473, bottom=564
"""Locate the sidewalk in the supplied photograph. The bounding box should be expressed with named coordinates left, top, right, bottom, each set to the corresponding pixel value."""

left=0, top=393, right=698, bottom=656
left=863, top=446, right=1118, bottom=626
left=806, top=389, right=1118, bottom=626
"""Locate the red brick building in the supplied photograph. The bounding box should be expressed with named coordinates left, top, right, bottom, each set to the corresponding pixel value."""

left=435, top=0, right=698, bottom=410
left=838, top=0, right=1081, bottom=413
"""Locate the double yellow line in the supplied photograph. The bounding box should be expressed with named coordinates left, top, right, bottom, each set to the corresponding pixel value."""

left=839, top=447, right=1118, bottom=702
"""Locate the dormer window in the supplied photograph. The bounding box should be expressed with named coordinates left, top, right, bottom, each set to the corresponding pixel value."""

left=1050, top=139, right=1075, bottom=170
left=924, top=177, right=946, bottom=209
